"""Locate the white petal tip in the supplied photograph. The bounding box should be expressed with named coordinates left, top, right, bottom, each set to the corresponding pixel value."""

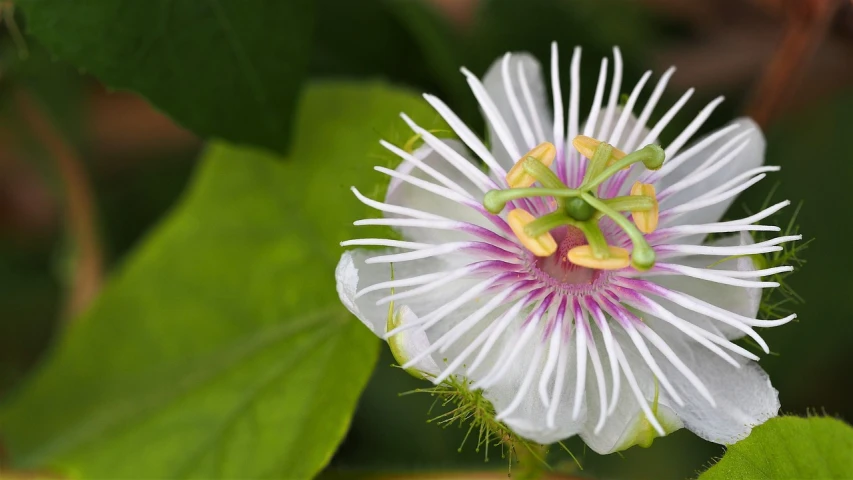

left=432, top=375, right=450, bottom=385
left=607, top=403, right=617, bottom=416
left=399, top=113, right=416, bottom=127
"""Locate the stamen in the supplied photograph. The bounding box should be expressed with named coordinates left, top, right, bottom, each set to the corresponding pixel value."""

left=480, top=135, right=668, bottom=271
left=583, top=144, right=665, bottom=191
left=521, top=153, right=565, bottom=189
left=573, top=135, right=626, bottom=167
left=506, top=142, right=557, bottom=188
left=508, top=209, right=558, bottom=257
left=575, top=220, right=611, bottom=259
left=581, top=139, right=616, bottom=186
left=567, top=245, right=630, bottom=270
left=582, top=193, right=656, bottom=270
left=630, top=182, right=659, bottom=233
left=525, top=211, right=573, bottom=237
left=602, top=195, right=655, bottom=212
left=483, top=187, right=579, bottom=214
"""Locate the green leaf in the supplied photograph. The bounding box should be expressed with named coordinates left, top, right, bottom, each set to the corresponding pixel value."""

left=699, top=416, right=853, bottom=480
left=0, top=81, right=441, bottom=478
left=469, top=0, right=656, bottom=82
left=383, top=0, right=474, bottom=120
left=309, top=0, right=473, bottom=120
left=17, top=0, right=314, bottom=153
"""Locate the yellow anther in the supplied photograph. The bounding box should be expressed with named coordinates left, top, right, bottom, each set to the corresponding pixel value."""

left=506, top=142, right=556, bottom=188
left=567, top=245, right=631, bottom=270
left=507, top=209, right=557, bottom=257
left=572, top=135, right=628, bottom=168
left=630, top=181, right=659, bottom=233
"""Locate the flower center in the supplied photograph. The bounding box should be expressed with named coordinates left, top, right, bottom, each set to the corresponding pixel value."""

left=484, top=136, right=666, bottom=271
left=537, top=226, right=596, bottom=284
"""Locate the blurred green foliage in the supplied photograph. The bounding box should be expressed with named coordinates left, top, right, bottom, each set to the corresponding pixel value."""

left=0, top=82, right=447, bottom=478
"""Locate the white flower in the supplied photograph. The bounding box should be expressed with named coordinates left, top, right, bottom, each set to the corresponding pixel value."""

left=335, top=44, right=800, bottom=454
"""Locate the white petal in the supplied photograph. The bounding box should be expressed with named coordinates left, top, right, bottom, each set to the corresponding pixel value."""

left=658, top=118, right=766, bottom=231
left=488, top=325, right=587, bottom=444
left=653, top=329, right=780, bottom=444
left=482, top=53, right=553, bottom=170
left=582, top=106, right=655, bottom=153
left=580, top=329, right=682, bottom=454
left=335, top=249, right=473, bottom=335
left=652, top=232, right=761, bottom=340
left=385, top=140, right=493, bottom=243
left=387, top=306, right=441, bottom=378
left=426, top=298, right=587, bottom=445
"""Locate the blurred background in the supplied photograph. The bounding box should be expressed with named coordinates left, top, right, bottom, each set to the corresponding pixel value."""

left=1, top=0, right=852, bottom=478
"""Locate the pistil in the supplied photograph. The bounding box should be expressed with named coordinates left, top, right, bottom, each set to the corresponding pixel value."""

left=483, top=137, right=665, bottom=271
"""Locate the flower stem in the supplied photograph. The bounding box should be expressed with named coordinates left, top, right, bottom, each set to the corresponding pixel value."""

left=14, top=89, right=104, bottom=321
left=513, top=443, right=551, bottom=480
left=746, top=0, right=842, bottom=128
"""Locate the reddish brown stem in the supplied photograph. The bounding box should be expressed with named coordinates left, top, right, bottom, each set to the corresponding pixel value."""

left=14, top=89, right=103, bottom=321
left=747, top=0, right=843, bottom=128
